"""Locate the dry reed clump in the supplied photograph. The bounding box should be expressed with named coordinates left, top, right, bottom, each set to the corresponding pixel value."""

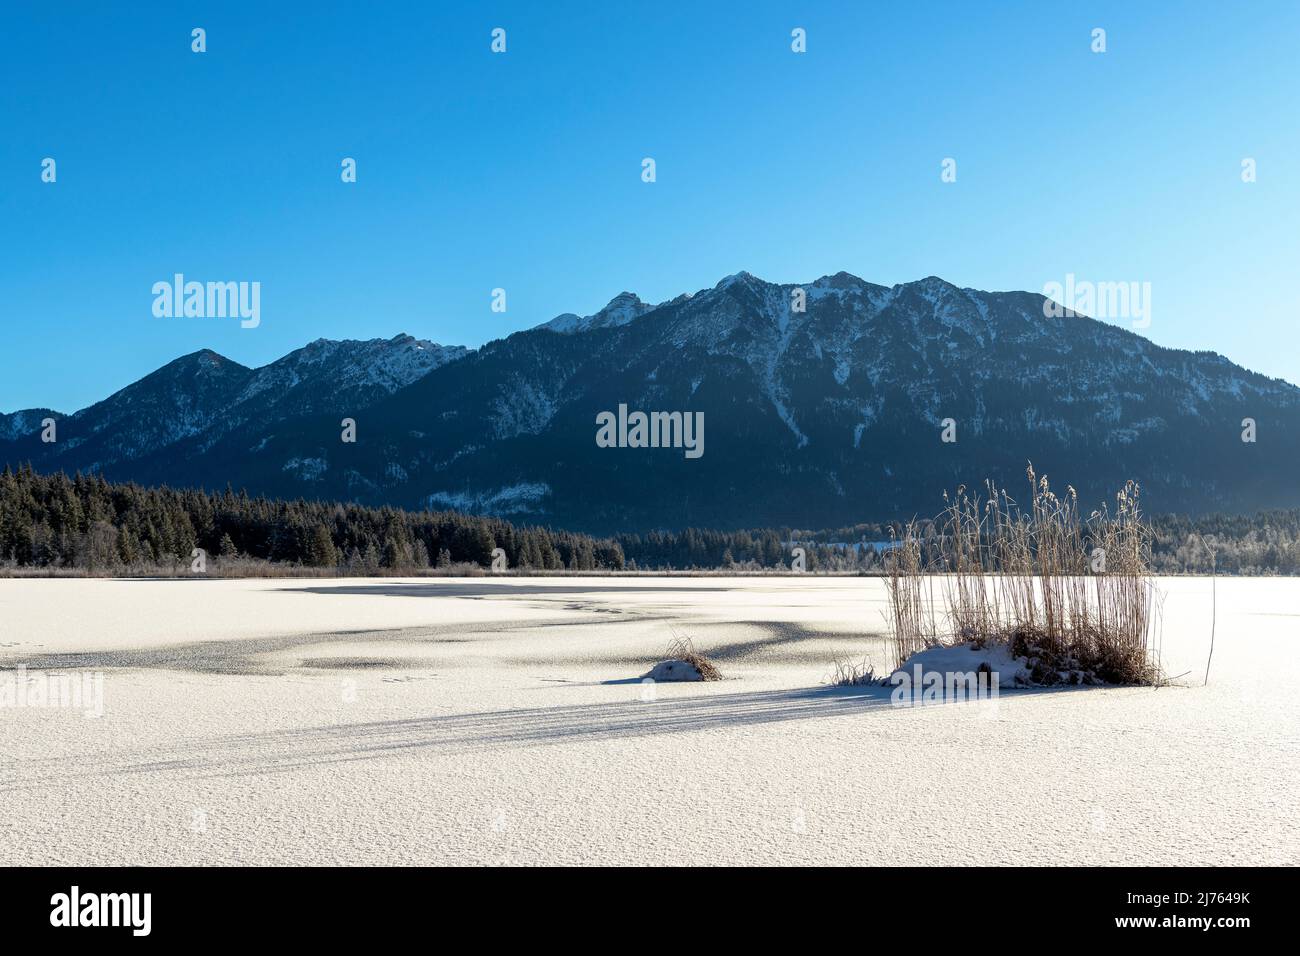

left=883, top=464, right=1161, bottom=686
left=665, top=634, right=723, bottom=681
left=830, top=657, right=880, bottom=687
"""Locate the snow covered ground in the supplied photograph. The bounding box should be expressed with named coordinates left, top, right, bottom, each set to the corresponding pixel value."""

left=0, top=576, right=1295, bottom=866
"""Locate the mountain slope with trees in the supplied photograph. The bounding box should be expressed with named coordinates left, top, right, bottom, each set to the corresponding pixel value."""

left=4, top=272, right=1298, bottom=534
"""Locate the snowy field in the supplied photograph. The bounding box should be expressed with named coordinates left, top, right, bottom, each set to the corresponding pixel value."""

left=1, top=576, right=1296, bottom=866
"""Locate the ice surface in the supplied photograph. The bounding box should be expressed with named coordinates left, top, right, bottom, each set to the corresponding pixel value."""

left=0, top=576, right=1295, bottom=865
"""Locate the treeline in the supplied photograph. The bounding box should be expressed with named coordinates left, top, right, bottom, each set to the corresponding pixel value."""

left=616, top=527, right=881, bottom=572
left=785, top=511, right=1300, bottom=575
left=1148, top=510, right=1300, bottom=574
left=615, top=512, right=1300, bottom=574
left=0, top=466, right=624, bottom=572
left=3, top=466, right=1298, bottom=574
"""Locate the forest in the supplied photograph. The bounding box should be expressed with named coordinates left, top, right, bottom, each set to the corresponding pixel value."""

left=1, top=466, right=1297, bottom=575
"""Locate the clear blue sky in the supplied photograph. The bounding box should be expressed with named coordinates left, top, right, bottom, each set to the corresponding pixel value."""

left=3, top=1, right=1297, bottom=412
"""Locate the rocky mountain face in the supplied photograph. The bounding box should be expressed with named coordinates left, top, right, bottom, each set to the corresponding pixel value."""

left=4, top=273, right=1297, bottom=533
left=0, top=408, right=63, bottom=443
left=2, top=334, right=466, bottom=476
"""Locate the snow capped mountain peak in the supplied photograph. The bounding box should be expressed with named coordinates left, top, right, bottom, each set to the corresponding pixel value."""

left=387, top=332, right=440, bottom=351
left=539, top=271, right=975, bottom=339
left=542, top=312, right=584, bottom=332
left=598, top=291, right=647, bottom=318
left=172, top=348, right=239, bottom=369
left=809, top=270, right=866, bottom=289
left=716, top=270, right=759, bottom=289
left=896, top=275, right=961, bottom=299
left=237, top=335, right=468, bottom=404
left=5, top=267, right=1299, bottom=531
left=541, top=291, right=654, bottom=334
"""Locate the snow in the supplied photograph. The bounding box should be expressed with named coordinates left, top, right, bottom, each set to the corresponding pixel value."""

left=236, top=335, right=467, bottom=404
left=702, top=278, right=813, bottom=448
left=282, top=456, right=328, bottom=480
left=833, top=356, right=851, bottom=385
left=0, top=575, right=1295, bottom=866
left=424, top=482, right=550, bottom=515
left=0, top=409, right=62, bottom=442
left=541, top=312, right=584, bottom=333
left=540, top=292, right=655, bottom=334
left=715, top=271, right=757, bottom=291
left=890, top=640, right=1030, bottom=688
left=10, top=273, right=1297, bottom=489
left=490, top=380, right=559, bottom=439
left=645, top=660, right=706, bottom=682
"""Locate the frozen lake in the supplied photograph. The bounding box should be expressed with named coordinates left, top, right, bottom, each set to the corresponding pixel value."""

left=1, top=576, right=1296, bottom=865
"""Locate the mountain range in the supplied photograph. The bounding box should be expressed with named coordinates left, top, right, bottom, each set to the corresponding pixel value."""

left=4, top=272, right=1298, bottom=534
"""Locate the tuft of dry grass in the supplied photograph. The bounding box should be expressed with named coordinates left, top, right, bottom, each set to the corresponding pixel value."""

left=883, top=465, right=1161, bottom=686
left=830, top=657, right=880, bottom=687
left=665, top=632, right=723, bottom=681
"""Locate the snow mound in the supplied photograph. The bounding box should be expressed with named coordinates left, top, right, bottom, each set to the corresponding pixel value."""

left=890, top=641, right=1031, bottom=688
left=645, top=660, right=707, bottom=682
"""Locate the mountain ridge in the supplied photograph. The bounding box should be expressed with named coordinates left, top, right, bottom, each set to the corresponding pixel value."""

left=4, top=272, right=1297, bottom=533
